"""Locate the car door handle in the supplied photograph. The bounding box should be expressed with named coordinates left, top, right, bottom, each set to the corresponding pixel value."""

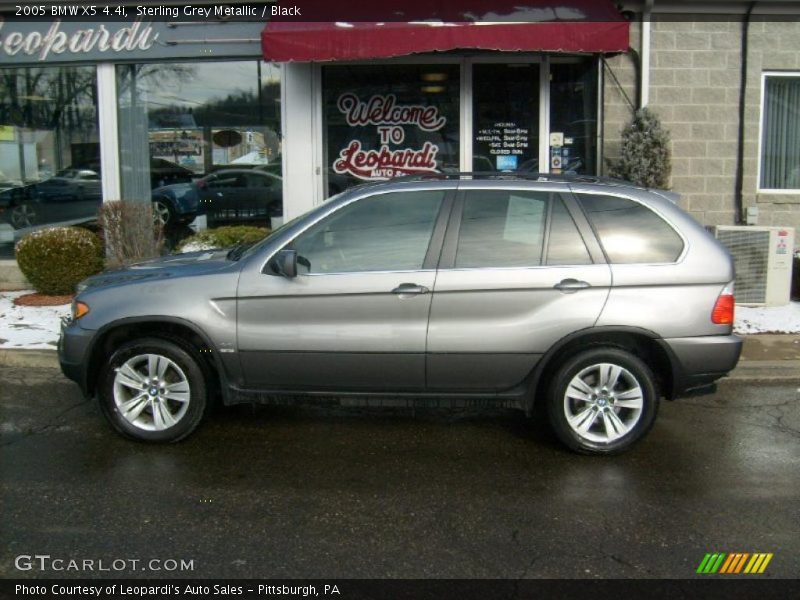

left=554, top=278, right=591, bottom=293
left=391, top=283, right=430, bottom=296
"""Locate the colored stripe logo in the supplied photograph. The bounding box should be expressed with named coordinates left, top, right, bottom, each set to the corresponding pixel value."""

left=696, top=552, right=773, bottom=574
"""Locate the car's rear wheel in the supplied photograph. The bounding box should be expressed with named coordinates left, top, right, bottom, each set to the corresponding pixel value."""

left=546, top=347, right=659, bottom=455
left=98, top=338, right=207, bottom=443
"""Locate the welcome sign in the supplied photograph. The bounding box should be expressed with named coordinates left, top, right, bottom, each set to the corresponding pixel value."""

left=332, top=93, right=446, bottom=180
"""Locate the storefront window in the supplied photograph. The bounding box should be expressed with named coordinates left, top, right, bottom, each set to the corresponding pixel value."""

left=0, top=65, right=101, bottom=257
left=550, top=61, right=598, bottom=175
left=116, top=61, right=283, bottom=243
left=322, top=64, right=460, bottom=195
left=472, top=63, right=540, bottom=173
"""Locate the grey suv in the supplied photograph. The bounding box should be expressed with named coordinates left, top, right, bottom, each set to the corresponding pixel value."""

left=59, top=174, right=742, bottom=454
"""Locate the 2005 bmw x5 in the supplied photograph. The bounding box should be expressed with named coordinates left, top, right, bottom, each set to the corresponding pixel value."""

left=59, top=174, right=742, bottom=454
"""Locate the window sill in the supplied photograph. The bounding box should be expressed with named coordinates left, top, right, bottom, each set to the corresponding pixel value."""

left=756, top=192, right=800, bottom=204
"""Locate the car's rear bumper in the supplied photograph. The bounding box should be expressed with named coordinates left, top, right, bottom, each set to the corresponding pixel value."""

left=659, top=334, right=743, bottom=398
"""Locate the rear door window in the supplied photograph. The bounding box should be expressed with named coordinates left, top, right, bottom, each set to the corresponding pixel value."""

left=576, top=194, right=684, bottom=263
left=455, top=190, right=548, bottom=268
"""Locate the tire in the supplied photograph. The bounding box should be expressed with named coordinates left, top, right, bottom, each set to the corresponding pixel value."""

left=546, top=347, right=659, bottom=455
left=152, top=198, right=174, bottom=228
left=98, top=337, right=207, bottom=443
left=10, top=202, right=36, bottom=229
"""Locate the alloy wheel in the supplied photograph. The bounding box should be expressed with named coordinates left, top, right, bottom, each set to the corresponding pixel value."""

left=112, top=353, right=191, bottom=431
left=10, top=204, right=36, bottom=229
left=152, top=200, right=171, bottom=227
left=563, top=362, right=644, bottom=444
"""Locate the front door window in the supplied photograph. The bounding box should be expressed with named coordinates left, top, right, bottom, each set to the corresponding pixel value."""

left=291, top=190, right=445, bottom=274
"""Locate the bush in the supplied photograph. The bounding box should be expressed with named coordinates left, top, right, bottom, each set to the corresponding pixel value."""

left=176, top=226, right=270, bottom=253
left=15, top=227, right=104, bottom=295
left=607, top=107, right=672, bottom=189
left=99, top=200, right=164, bottom=268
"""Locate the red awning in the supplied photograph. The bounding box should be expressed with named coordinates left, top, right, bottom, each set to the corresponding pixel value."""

left=261, top=1, right=630, bottom=62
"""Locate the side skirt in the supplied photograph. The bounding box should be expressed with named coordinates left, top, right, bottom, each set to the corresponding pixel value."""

left=224, top=387, right=527, bottom=411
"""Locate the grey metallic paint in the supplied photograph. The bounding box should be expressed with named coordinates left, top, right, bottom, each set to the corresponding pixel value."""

left=59, top=177, right=742, bottom=407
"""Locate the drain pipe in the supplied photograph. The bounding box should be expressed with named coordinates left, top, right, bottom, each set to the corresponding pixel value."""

left=735, top=2, right=757, bottom=224
left=640, top=0, right=653, bottom=108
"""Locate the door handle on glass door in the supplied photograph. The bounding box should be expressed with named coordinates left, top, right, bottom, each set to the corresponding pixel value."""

left=554, top=278, right=591, bottom=293
left=391, top=283, right=430, bottom=297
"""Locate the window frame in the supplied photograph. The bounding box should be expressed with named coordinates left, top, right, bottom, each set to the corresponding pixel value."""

left=757, top=71, right=800, bottom=195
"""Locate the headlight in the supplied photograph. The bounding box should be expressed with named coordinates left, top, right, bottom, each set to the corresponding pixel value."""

left=72, top=301, right=90, bottom=320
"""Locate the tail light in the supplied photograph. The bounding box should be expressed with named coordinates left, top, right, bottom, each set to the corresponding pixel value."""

left=711, top=283, right=735, bottom=325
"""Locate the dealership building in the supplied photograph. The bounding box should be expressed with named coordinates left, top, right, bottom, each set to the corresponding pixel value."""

left=0, top=0, right=799, bottom=273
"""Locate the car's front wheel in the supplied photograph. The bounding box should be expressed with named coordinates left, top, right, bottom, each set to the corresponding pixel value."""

left=152, top=198, right=174, bottom=228
left=10, top=202, right=36, bottom=229
left=546, top=347, right=659, bottom=455
left=98, top=338, right=207, bottom=442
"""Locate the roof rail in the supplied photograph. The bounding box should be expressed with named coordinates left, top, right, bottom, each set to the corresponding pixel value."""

left=364, top=171, right=643, bottom=188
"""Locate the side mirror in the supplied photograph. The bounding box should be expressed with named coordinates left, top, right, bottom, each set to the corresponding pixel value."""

left=271, top=249, right=297, bottom=278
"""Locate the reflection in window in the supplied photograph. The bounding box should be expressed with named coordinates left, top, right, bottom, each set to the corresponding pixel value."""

left=546, top=196, right=592, bottom=265
left=577, top=194, right=684, bottom=264
left=292, top=191, right=444, bottom=274
left=550, top=61, right=599, bottom=175
left=0, top=65, right=101, bottom=251
left=456, top=190, right=547, bottom=268
left=116, top=61, right=283, bottom=243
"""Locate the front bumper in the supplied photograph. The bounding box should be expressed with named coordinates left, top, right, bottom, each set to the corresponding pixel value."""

left=58, top=317, right=96, bottom=396
left=659, top=334, right=743, bottom=398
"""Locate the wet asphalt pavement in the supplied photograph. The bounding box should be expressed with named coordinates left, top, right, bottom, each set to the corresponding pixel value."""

left=1, top=366, right=799, bottom=579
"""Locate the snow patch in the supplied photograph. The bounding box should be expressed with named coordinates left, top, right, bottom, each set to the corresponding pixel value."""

left=0, top=291, right=70, bottom=349
left=734, top=302, right=800, bottom=334
left=178, top=241, right=215, bottom=253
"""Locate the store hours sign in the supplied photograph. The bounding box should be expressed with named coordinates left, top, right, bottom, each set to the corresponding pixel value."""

left=333, top=93, right=445, bottom=180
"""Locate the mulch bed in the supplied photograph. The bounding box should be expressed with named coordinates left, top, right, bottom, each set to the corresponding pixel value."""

left=12, top=293, right=73, bottom=307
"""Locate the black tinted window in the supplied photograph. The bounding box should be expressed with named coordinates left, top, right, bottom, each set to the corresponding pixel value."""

left=456, top=190, right=547, bottom=268
left=577, top=194, right=684, bottom=264
left=547, top=197, right=592, bottom=265
left=292, top=190, right=444, bottom=274
left=246, top=173, right=275, bottom=188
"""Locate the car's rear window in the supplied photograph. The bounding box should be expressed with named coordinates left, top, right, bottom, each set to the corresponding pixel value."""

left=576, top=194, right=684, bottom=264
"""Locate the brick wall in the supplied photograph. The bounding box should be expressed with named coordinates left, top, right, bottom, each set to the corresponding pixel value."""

left=601, top=16, right=800, bottom=244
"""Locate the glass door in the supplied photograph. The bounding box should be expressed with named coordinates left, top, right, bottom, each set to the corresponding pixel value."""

left=472, top=63, right=540, bottom=173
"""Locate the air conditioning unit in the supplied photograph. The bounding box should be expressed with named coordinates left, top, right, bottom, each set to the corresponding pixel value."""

left=712, top=226, right=795, bottom=306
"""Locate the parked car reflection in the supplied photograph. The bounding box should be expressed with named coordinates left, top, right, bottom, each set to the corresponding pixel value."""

left=151, top=168, right=283, bottom=229
left=1, top=168, right=103, bottom=230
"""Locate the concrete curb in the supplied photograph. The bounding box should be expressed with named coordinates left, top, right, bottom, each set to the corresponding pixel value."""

left=1, top=348, right=797, bottom=383
left=0, top=349, right=59, bottom=369
left=723, top=360, right=800, bottom=382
